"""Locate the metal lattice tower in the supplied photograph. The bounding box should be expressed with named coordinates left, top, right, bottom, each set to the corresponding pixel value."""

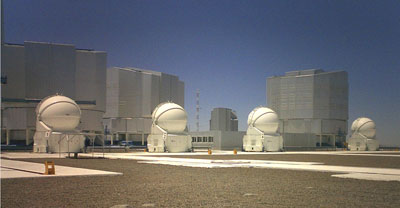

left=196, top=89, right=200, bottom=132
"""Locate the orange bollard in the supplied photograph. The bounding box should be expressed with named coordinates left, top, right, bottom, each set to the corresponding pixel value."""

left=44, top=161, right=55, bottom=175
left=233, top=149, right=237, bottom=155
left=208, top=149, right=212, bottom=155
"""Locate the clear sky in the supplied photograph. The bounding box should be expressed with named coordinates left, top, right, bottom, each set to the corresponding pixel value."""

left=3, top=0, right=400, bottom=146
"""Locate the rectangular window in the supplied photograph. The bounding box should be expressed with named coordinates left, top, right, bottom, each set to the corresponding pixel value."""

left=203, top=137, right=207, bottom=142
left=192, top=137, right=196, bottom=142
left=197, top=137, right=202, bottom=142
left=208, top=136, right=213, bottom=142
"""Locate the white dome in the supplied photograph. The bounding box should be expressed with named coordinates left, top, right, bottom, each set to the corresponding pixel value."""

left=247, top=107, right=279, bottom=134
left=36, top=95, right=81, bottom=132
left=152, top=102, right=187, bottom=133
left=351, top=117, right=376, bottom=139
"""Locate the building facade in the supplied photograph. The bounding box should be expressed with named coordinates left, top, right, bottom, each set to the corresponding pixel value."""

left=192, top=107, right=244, bottom=150
left=191, top=130, right=245, bottom=150
left=267, top=69, right=348, bottom=149
left=103, top=67, right=185, bottom=145
left=1, top=41, right=106, bottom=145
left=210, top=108, right=238, bottom=131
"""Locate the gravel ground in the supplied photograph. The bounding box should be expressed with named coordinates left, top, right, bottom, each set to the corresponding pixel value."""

left=2, top=154, right=400, bottom=208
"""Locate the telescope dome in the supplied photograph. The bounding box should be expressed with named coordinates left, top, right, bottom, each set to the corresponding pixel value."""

left=247, top=107, right=279, bottom=134
left=152, top=102, right=187, bottom=133
left=351, top=117, right=376, bottom=139
left=36, top=95, right=81, bottom=132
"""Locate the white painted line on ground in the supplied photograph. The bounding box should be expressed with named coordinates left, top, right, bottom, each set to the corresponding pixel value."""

left=331, top=173, right=400, bottom=181
left=0, top=159, right=122, bottom=179
left=335, top=153, right=400, bottom=157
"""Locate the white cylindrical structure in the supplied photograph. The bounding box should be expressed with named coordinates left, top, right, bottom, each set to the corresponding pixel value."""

left=36, top=95, right=81, bottom=132
left=351, top=117, right=376, bottom=139
left=152, top=102, right=187, bottom=133
left=247, top=107, right=279, bottom=134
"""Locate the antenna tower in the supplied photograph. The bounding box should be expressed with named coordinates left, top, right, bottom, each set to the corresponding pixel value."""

left=196, top=89, right=200, bottom=132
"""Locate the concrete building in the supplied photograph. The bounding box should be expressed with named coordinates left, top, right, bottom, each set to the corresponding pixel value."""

left=191, top=130, right=245, bottom=150
left=192, top=107, right=245, bottom=150
left=210, top=108, right=238, bottom=131
left=1, top=41, right=106, bottom=146
left=103, top=67, right=184, bottom=145
left=267, top=69, right=348, bottom=149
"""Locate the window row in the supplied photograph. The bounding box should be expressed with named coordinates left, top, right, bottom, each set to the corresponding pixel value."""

left=192, top=136, right=213, bottom=143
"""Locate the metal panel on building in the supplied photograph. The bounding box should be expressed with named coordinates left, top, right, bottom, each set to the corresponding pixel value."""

left=75, top=50, right=107, bottom=132
left=103, top=67, right=185, bottom=145
left=267, top=69, right=348, bottom=148
left=104, top=68, right=119, bottom=118
left=25, top=41, right=76, bottom=99
left=178, top=81, right=185, bottom=107
left=1, top=41, right=107, bottom=145
left=210, top=108, right=238, bottom=131
left=1, top=44, right=25, bottom=99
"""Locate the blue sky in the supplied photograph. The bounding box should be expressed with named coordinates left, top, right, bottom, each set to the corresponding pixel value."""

left=3, top=0, right=400, bottom=146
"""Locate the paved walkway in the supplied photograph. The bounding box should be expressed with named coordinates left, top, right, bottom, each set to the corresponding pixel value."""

left=1, top=159, right=122, bottom=179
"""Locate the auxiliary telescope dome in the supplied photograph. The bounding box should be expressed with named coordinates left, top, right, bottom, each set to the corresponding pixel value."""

left=152, top=102, right=187, bottom=133
left=351, top=117, right=376, bottom=139
left=247, top=107, right=279, bottom=134
left=36, top=95, right=81, bottom=132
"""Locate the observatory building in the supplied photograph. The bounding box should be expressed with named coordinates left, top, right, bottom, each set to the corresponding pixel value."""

left=33, top=95, right=85, bottom=153
left=103, top=67, right=184, bottom=145
left=1, top=41, right=106, bottom=146
left=210, top=108, right=238, bottom=131
left=267, top=69, right=348, bottom=149
left=347, top=117, right=379, bottom=151
left=147, top=102, right=192, bottom=152
left=243, top=107, right=283, bottom=152
left=191, top=107, right=245, bottom=150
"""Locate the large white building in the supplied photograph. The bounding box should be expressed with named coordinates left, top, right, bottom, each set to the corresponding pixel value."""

left=267, top=69, right=348, bottom=149
left=1, top=41, right=107, bottom=145
left=103, top=67, right=185, bottom=145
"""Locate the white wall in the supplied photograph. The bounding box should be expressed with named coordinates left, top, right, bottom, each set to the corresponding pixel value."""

left=267, top=69, right=349, bottom=147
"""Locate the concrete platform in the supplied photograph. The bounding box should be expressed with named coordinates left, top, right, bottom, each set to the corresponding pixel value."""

left=3, top=151, right=399, bottom=207
left=1, top=159, right=122, bottom=179
left=2, top=151, right=400, bottom=181
left=76, top=151, right=400, bottom=182
left=138, top=157, right=400, bottom=181
left=2, top=150, right=400, bottom=159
